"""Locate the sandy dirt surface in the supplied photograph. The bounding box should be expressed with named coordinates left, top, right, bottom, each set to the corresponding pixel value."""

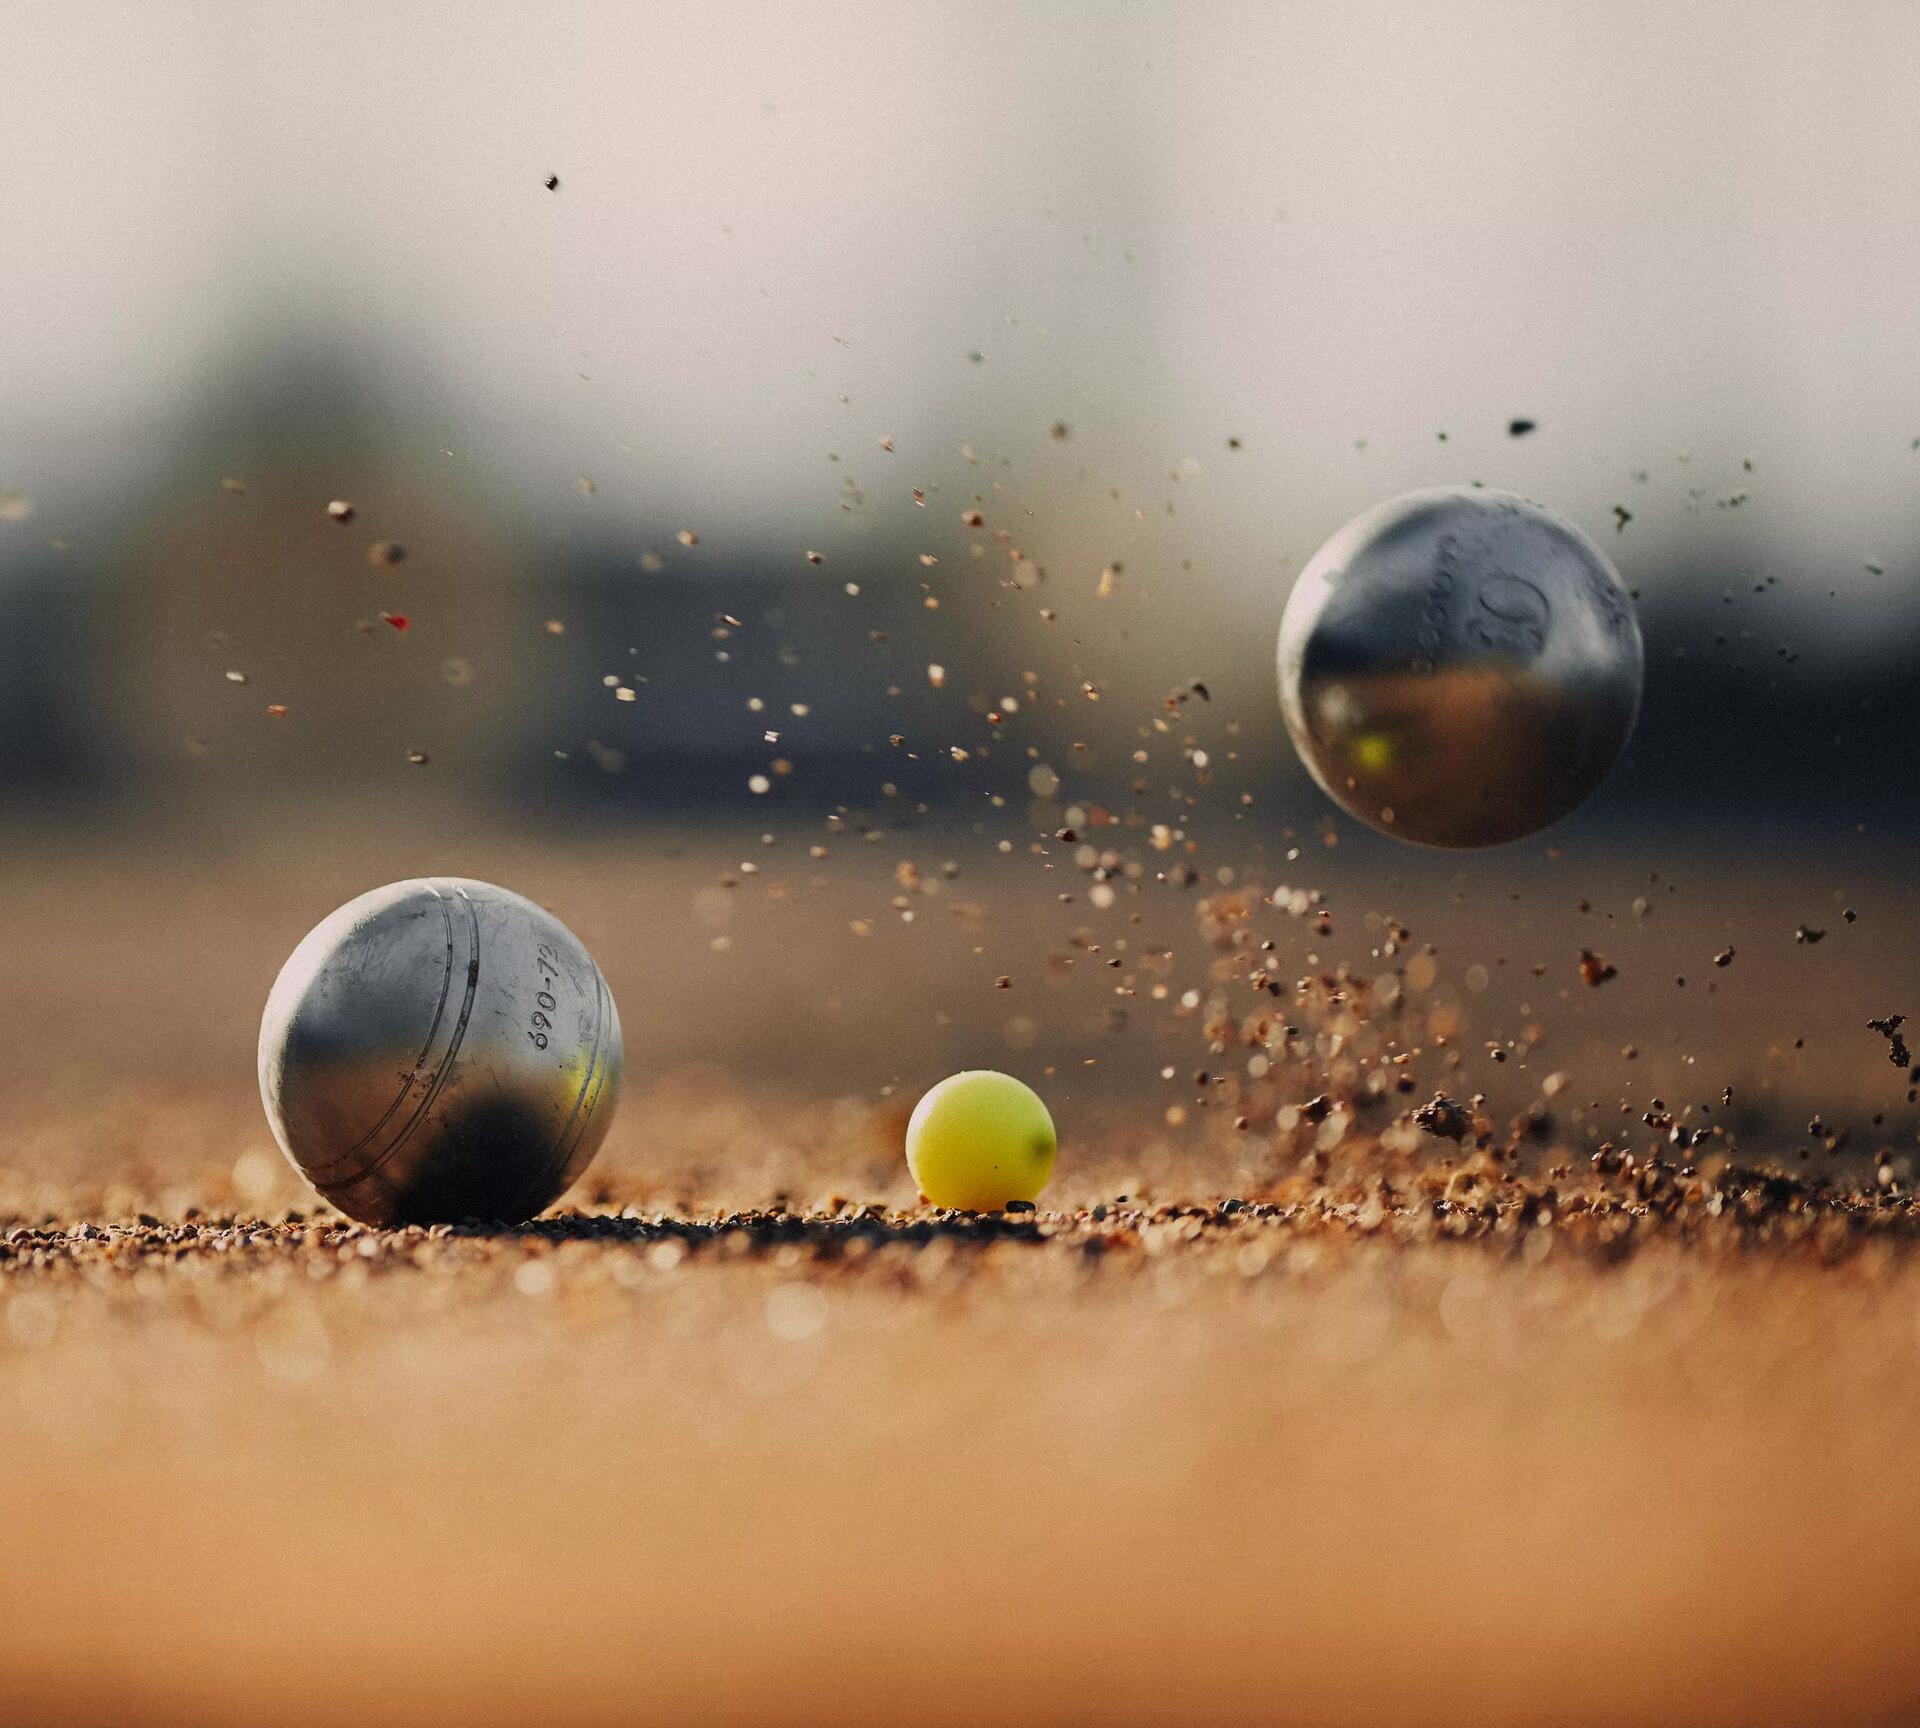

left=7, top=1155, right=1920, bottom=1728
left=3, top=820, right=1917, bottom=1725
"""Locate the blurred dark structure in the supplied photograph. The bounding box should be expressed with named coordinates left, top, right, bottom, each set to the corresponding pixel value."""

left=3, top=331, right=1919, bottom=840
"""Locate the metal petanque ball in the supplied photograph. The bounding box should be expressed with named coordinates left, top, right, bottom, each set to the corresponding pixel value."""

left=258, top=878, right=622, bottom=1226
left=1277, top=487, right=1643, bottom=848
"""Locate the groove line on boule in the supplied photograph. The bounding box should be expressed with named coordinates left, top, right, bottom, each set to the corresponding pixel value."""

left=358, top=885, right=483, bottom=1180
left=331, top=885, right=458, bottom=1171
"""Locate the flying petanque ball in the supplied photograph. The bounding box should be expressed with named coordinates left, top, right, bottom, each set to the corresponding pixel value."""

left=906, top=1070, right=1056, bottom=1210
left=1277, top=486, right=1643, bottom=848
left=258, top=878, right=622, bottom=1226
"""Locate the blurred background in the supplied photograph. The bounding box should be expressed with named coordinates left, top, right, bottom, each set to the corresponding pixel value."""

left=3, top=0, right=1917, bottom=1176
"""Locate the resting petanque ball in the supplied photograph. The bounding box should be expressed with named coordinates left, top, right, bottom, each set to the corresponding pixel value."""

left=1277, top=487, right=1643, bottom=847
left=258, top=878, right=622, bottom=1226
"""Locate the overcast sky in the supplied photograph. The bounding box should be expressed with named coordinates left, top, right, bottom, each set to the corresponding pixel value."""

left=5, top=0, right=1920, bottom=655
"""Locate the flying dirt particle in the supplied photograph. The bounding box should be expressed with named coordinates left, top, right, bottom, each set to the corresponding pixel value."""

left=1414, top=1093, right=1471, bottom=1141
left=368, top=541, right=405, bottom=568
left=1579, top=949, right=1617, bottom=987
left=1867, top=1015, right=1911, bottom=1070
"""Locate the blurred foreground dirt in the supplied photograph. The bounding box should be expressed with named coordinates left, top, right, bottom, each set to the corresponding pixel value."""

left=6, top=1160, right=1920, bottom=1728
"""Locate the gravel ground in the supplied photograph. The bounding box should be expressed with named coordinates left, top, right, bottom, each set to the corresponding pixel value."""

left=6, top=1123, right=1920, bottom=1728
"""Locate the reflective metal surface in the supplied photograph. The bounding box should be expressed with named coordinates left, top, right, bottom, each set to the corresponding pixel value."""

left=1277, top=487, right=1643, bottom=848
left=258, top=878, right=622, bottom=1226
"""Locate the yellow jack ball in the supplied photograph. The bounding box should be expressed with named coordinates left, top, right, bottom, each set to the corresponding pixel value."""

left=906, top=1070, right=1057, bottom=1210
